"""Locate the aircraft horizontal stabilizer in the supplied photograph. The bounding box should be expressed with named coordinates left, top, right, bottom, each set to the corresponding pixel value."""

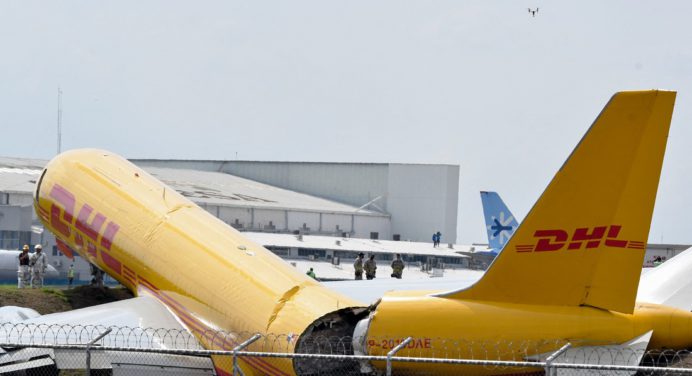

left=527, top=331, right=652, bottom=376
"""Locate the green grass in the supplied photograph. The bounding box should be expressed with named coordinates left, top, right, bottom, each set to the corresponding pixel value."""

left=0, top=285, right=133, bottom=314
left=40, top=287, right=70, bottom=303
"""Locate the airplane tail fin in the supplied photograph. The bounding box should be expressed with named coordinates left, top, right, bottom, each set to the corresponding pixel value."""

left=440, top=91, right=676, bottom=314
left=480, top=191, right=519, bottom=251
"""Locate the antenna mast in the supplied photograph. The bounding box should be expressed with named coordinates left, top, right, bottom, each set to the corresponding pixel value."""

left=57, top=87, right=62, bottom=154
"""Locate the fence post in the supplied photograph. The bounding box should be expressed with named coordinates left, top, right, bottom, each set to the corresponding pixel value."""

left=545, top=342, right=571, bottom=376
left=85, top=328, right=112, bottom=375
left=386, top=337, right=413, bottom=376
left=232, top=333, right=262, bottom=376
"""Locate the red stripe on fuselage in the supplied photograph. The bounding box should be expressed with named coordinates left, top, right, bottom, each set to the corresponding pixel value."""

left=143, top=286, right=286, bottom=376
left=136, top=278, right=288, bottom=376
left=100, top=250, right=122, bottom=275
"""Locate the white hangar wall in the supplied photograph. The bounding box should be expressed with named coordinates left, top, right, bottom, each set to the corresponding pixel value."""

left=134, top=159, right=459, bottom=243
left=387, top=164, right=459, bottom=244
left=217, top=162, right=458, bottom=243
left=200, top=204, right=391, bottom=240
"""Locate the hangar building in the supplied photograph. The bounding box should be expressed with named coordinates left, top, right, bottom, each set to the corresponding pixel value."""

left=0, top=155, right=460, bottom=282
left=133, top=159, right=460, bottom=243
left=0, top=155, right=688, bottom=284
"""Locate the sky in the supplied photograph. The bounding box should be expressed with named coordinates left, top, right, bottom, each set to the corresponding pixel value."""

left=1, top=1, right=691, bottom=245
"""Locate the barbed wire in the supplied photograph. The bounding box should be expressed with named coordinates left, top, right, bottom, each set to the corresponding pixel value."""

left=1, top=322, right=692, bottom=370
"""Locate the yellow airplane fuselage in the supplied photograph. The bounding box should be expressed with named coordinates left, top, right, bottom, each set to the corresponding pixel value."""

left=34, top=149, right=365, bottom=376
left=352, top=90, right=684, bottom=375
left=34, top=146, right=692, bottom=376
left=365, top=296, right=692, bottom=375
left=31, top=88, right=688, bottom=376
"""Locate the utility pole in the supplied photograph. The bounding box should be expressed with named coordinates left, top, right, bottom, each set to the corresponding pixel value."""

left=57, top=87, right=62, bottom=154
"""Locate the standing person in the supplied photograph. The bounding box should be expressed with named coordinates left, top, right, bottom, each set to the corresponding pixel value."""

left=432, top=232, right=439, bottom=247
left=353, top=253, right=364, bottom=280
left=436, top=231, right=442, bottom=247
left=306, top=267, right=317, bottom=280
left=17, top=245, right=31, bottom=288
left=364, top=255, right=377, bottom=280
left=391, top=254, right=405, bottom=279
left=30, top=245, right=47, bottom=289
left=67, top=264, right=75, bottom=287
left=90, top=263, right=104, bottom=288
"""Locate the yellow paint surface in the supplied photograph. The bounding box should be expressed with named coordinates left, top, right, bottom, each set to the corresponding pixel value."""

left=367, top=296, right=692, bottom=375
left=444, top=91, right=677, bottom=314
left=33, top=90, right=686, bottom=376
left=34, top=150, right=363, bottom=376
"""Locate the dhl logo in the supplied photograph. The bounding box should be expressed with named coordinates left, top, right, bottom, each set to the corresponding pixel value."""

left=515, top=225, right=645, bottom=252
left=37, top=183, right=124, bottom=277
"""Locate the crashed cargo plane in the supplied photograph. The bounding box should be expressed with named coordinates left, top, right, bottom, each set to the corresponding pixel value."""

left=14, top=90, right=692, bottom=375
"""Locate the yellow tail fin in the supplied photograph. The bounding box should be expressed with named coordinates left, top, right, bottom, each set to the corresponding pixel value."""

left=442, top=90, right=676, bottom=314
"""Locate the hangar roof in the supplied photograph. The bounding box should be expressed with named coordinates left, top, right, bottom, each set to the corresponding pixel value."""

left=0, top=157, right=383, bottom=216
left=244, top=232, right=471, bottom=258
left=146, top=167, right=384, bottom=215
left=0, top=157, right=43, bottom=194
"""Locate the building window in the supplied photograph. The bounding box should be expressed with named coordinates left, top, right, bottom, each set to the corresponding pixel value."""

left=440, top=257, right=462, bottom=265
left=376, top=253, right=393, bottom=261
left=52, top=245, right=61, bottom=256
left=298, top=248, right=325, bottom=258
left=0, top=231, right=31, bottom=249
left=266, top=246, right=289, bottom=256
left=334, top=251, right=357, bottom=259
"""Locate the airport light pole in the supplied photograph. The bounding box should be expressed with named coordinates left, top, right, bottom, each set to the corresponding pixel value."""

left=57, top=87, right=62, bottom=155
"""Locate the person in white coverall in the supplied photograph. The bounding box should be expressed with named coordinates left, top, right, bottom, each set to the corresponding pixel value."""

left=30, top=244, right=47, bottom=289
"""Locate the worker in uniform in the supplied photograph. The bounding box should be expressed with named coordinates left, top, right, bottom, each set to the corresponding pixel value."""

left=90, top=263, right=104, bottom=288
left=17, top=245, right=31, bottom=288
left=30, top=244, right=47, bottom=289
left=67, top=264, right=75, bottom=287
left=353, top=253, right=364, bottom=280
left=306, top=267, right=317, bottom=280
left=364, top=254, right=377, bottom=280
left=391, top=253, right=405, bottom=279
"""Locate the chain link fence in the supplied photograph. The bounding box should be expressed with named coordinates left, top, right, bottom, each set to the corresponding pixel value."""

left=1, top=323, right=692, bottom=375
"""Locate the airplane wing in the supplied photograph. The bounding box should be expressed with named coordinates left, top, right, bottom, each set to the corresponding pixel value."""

left=0, top=295, right=196, bottom=346
left=0, top=296, right=215, bottom=374
left=324, top=271, right=484, bottom=303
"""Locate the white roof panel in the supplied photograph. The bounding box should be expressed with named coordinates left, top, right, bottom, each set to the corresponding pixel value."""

left=0, top=158, right=43, bottom=194
left=145, top=167, right=383, bottom=215
left=0, top=157, right=384, bottom=217
left=244, top=232, right=472, bottom=258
